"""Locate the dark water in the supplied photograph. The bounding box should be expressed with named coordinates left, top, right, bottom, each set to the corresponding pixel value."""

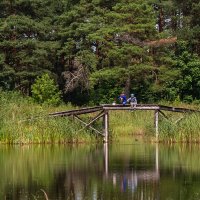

left=1, top=143, right=200, bottom=200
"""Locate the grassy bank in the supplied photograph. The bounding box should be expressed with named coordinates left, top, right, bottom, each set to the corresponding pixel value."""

left=1, top=91, right=200, bottom=144
left=110, top=102, right=200, bottom=143
left=0, top=91, right=98, bottom=144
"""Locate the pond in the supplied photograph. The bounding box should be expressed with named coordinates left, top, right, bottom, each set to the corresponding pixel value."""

left=0, top=143, right=200, bottom=200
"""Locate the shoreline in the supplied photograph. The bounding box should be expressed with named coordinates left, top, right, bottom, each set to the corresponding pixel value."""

left=0, top=92, right=200, bottom=144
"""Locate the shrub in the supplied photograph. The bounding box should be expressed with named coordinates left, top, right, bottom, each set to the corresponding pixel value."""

left=31, top=74, right=61, bottom=105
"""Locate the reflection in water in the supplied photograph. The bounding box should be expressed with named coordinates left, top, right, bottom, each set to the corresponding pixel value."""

left=1, top=144, right=200, bottom=199
left=104, top=143, right=160, bottom=200
left=104, top=143, right=108, bottom=177
left=103, top=143, right=159, bottom=197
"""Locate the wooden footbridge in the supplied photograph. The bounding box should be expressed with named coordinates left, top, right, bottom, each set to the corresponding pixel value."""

left=49, top=104, right=199, bottom=142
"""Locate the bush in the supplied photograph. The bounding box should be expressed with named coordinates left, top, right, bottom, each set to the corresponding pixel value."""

left=31, top=74, right=61, bottom=105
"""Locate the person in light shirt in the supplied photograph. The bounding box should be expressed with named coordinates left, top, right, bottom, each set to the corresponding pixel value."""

left=127, top=94, right=137, bottom=108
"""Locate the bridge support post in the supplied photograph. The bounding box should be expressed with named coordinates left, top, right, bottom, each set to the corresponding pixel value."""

left=104, top=143, right=108, bottom=176
left=103, top=111, right=109, bottom=143
left=154, top=110, right=159, bottom=140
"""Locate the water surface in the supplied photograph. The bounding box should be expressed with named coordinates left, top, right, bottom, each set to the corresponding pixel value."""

left=0, top=143, right=200, bottom=200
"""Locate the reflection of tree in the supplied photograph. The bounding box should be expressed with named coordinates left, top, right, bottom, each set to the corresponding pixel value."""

left=0, top=145, right=103, bottom=199
left=1, top=145, right=200, bottom=199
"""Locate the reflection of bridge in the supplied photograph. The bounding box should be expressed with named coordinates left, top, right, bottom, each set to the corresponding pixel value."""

left=49, top=104, right=199, bottom=142
left=109, top=170, right=159, bottom=193
left=56, top=144, right=160, bottom=200
left=103, top=144, right=160, bottom=191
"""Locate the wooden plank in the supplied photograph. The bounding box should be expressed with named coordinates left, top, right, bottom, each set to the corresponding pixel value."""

left=102, top=104, right=159, bottom=106
left=159, top=110, right=169, bottom=120
left=159, top=105, right=199, bottom=113
left=102, top=104, right=200, bottom=113
left=73, top=115, right=104, bottom=136
left=102, top=104, right=159, bottom=108
left=84, top=111, right=105, bottom=128
left=103, top=106, right=160, bottom=111
left=49, top=106, right=103, bottom=117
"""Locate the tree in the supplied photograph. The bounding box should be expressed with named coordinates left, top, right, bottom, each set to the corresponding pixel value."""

left=57, top=0, right=158, bottom=103
left=171, top=0, right=200, bottom=55
left=0, top=0, right=60, bottom=94
left=31, top=74, right=61, bottom=105
left=0, top=0, right=199, bottom=104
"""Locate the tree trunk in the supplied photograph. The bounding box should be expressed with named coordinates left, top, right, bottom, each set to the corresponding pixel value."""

left=158, top=1, right=164, bottom=32
left=124, top=75, right=131, bottom=97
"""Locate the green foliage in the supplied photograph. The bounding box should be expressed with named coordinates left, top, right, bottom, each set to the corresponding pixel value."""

left=0, top=0, right=199, bottom=105
left=56, top=0, right=158, bottom=104
left=31, top=74, right=61, bottom=105
left=0, top=91, right=96, bottom=144
left=162, top=41, right=200, bottom=102
left=90, top=67, right=126, bottom=104
left=0, top=0, right=60, bottom=93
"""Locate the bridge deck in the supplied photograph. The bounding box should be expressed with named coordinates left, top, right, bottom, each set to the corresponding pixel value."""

left=49, top=104, right=199, bottom=117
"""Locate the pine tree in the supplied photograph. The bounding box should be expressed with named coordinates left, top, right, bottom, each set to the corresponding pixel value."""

left=0, top=0, right=60, bottom=94
left=57, top=0, right=158, bottom=102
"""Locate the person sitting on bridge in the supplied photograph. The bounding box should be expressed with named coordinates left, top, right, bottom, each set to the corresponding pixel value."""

left=119, top=92, right=127, bottom=105
left=127, top=94, right=137, bottom=108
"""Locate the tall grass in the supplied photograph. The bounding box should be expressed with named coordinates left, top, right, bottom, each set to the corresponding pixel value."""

left=159, top=112, right=200, bottom=142
left=0, top=91, right=97, bottom=144
left=1, top=91, right=200, bottom=143
left=110, top=105, right=200, bottom=143
left=110, top=110, right=154, bottom=141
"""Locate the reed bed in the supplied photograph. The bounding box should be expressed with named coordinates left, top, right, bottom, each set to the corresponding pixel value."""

left=110, top=105, right=200, bottom=143
left=1, top=91, right=200, bottom=143
left=0, top=91, right=97, bottom=144
left=109, top=110, right=154, bottom=139
left=158, top=112, right=200, bottom=142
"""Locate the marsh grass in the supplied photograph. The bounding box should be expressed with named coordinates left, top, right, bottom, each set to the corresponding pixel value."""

left=159, top=113, right=200, bottom=142
left=110, top=110, right=154, bottom=140
left=1, top=91, right=200, bottom=143
left=110, top=105, right=200, bottom=143
left=0, top=91, right=97, bottom=144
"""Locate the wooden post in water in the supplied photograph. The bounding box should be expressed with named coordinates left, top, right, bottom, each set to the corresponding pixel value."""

left=154, top=110, right=159, bottom=140
left=155, top=143, right=159, bottom=174
left=104, top=143, right=108, bottom=176
left=103, top=111, right=109, bottom=143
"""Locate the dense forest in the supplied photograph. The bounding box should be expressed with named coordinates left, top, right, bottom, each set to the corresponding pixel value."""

left=0, top=0, right=200, bottom=105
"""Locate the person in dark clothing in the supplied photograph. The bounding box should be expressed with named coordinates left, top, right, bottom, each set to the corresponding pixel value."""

left=119, top=93, right=127, bottom=105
